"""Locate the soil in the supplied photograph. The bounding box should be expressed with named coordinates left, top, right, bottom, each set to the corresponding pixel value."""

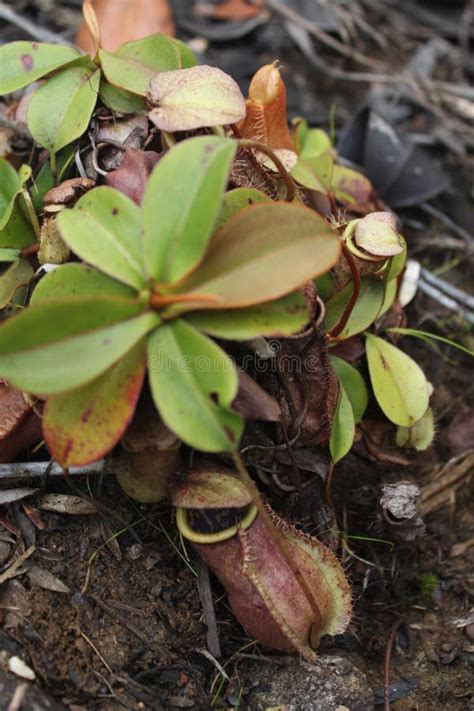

left=0, top=1, right=473, bottom=709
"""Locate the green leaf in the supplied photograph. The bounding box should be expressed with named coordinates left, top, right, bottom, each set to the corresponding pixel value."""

left=384, top=239, right=407, bottom=282
left=293, top=117, right=308, bottom=151
left=0, top=163, right=32, bottom=230
left=28, top=65, right=101, bottom=153
left=0, top=159, right=35, bottom=248
left=330, top=380, right=355, bottom=464
left=0, top=259, right=34, bottom=308
left=147, top=65, right=246, bottom=132
left=325, top=277, right=385, bottom=339
left=366, top=333, right=430, bottom=427
left=31, top=144, right=75, bottom=212
left=57, top=187, right=145, bottom=289
left=314, top=272, right=334, bottom=300
left=98, top=50, right=155, bottom=96
left=99, top=80, right=145, bottom=114
left=43, top=341, right=146, bottom=467
left=299, top=128, right=332, bottom=159
left=174, top=202, right=340, bottom=312
left=329, top=355, right=368, bottom=424
left=147, top=319, right=243, bottom=452
left=216, top=188, right=271, bottom=233
left=291, top=159, right=327, bottom=192
left=0, top=248, right=20, bottom=262
left=99, top=35, right=180, bottom=96
left=396, top=407, right=435, bottom=451
left=32, top=263, right=137, bottom=304
left=0, top=298, right=157, bottom=394
left=386, top=327, right=474, bottom=357
left=303, top=153, right=334, bottom=190
left=379, top=277, right=397, bottom=318
left=172, top=38, right=198, bottom=68
left=186, top=292, right=309, bottom=340
left=142, top=136, right=236, bottom=283
left=0, top=41, right=79, bottom=94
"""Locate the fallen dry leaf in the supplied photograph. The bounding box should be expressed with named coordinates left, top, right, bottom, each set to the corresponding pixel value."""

left=38, top=494, right=98, bottom=515
left=232, top=369, right=281, bottom=422
left=0, top=488, right=37, bottom=506
left=27, top=564, right=70, bottom=593
left=106, top=148, right=161, bottom=205
left=0, top=381, right=42, bottom=463
left=43, top=178, right=96, bottom=208
left=76, top=0, right=175, bottom=56
left=195, top=0, right=265, bottom=21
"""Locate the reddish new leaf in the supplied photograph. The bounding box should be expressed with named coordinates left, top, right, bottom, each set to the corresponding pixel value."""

left=43, top=341, right=146, bottom=467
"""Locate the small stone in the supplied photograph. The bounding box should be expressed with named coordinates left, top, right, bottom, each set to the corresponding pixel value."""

left=8, top=655, right=36, bottom=680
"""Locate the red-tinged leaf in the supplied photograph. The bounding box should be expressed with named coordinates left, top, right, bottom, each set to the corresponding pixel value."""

left=237, top=63, right=294, bottom=150
left=0, top=298, right=156, bottom=395
left=169, top=203, right=341, bottom=312
left=331, top=164, right=377, bottom=214
left=43, top=341, right=146, bottom=467
left=106, top=148, right=161, bottom=205
left=147, top=65, right=246, bottom=131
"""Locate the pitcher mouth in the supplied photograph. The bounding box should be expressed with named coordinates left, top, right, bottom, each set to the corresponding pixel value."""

left=175, top=503, right=258, bottom=544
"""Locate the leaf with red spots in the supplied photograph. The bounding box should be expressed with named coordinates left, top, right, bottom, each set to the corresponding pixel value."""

left=331, top=164, right=377, bottom=214
left=0, top=41, right=79, bottom=94
left=147, top=319, right=243, bottom=452
left=43, top=341, right=146, bottom=467
left=57, top=186, right=145, bottom=289
left=0, top=298, right=157, bottom=395
left=147, top=65, right=246, bottom=131
left=366, top=334, right=430, bottom=427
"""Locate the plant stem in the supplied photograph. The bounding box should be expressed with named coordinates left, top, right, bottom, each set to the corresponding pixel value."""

left=20, top=190, right=41, bottom=241
left=50, top=152, right=57, bottom=183
left=231, top=451, right=323, bottom=638
left=238, top=139, right=296, bottom=202
left=328, top=242, right=361, bottom=339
